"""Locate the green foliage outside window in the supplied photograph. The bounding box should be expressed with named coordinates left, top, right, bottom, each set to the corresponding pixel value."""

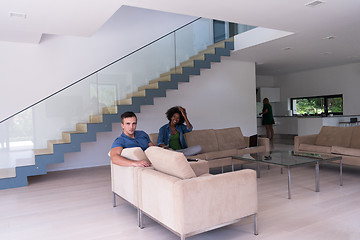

left=295, top=98, right=324, bottom=114
left=328, top=97, right=343, bottom=113
left=292, top=95, right=343, bottom=116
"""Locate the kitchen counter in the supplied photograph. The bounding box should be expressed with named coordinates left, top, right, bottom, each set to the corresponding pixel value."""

left=257, top=115, right=360, bottom=136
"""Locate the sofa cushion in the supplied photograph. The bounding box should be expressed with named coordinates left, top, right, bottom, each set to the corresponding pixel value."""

left=184, top=129, right=219, bottom=153
left=193, top=153, right=207, bottom=160
left=299, top=143, right=332, bottom=153
left=205, top=149, right=237, bottom=160
left=237, top=146, right=266, bottom=155
left=332, top=146, right=360, bottom=157
left=350, top=126, right=360, bottom=149
left=214, top=127, right=247, bottom=150
left=189, top=160, right=210, bottom=176
left=121, top=147, right=149, bottom=161
left=149, top=133, right=159, bottom=146
left=315, top=126, right=353, bottom=148
left=145, top=146, right=196, bottom=179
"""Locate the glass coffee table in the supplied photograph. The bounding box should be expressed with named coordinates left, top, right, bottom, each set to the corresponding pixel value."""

left=232, top=151, right=342, bottom=199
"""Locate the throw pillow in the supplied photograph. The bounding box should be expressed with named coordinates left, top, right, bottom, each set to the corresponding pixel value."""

left=145, top=146, right=196, bottom=179
left=121, top=147, right=149, bottom=161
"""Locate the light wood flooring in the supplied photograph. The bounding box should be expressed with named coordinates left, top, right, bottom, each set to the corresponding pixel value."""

left=0, top=144, right=359, bottom=240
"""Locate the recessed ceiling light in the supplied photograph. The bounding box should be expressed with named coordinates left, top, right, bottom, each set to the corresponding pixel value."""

left=323, top=36, right=336, bottom=40
left=305, top=1, right=325, bottom=7
left=320, top=52, right=332, bottom=55
left=282, top=47, right=292, bottom=51
left=9, top=12, right=27, bottom=19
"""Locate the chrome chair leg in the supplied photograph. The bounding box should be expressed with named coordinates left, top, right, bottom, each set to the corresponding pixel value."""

left=254, top=213, right=258, bottom=235
left=138, top=208, right=144, bottom=229
left=113, top=192, right=116, bottom=207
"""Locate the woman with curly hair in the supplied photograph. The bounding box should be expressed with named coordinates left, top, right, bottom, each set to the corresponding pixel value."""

left=157, top=106, right=202, bottom=156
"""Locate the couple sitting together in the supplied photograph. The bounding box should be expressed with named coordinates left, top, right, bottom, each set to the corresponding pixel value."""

left=110, top=106, right=202, bottom=167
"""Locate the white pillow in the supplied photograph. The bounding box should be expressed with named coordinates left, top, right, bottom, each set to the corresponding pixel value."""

left=145, top=146, right=196, bottom=179
left=121, top=147, right=149, bottom=161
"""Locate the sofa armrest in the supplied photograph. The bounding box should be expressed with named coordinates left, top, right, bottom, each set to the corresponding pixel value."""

left=294, top=134, right=318, bottom=152
left=189, top=159, right=209, bottom=176
left=243, top=136, right=250, bottom=147
left=243, top=136, right=269, bottom=152
left=111, top=163, right=143, bottom=207
left=139, top=168, right=182, bottom=231
left=174, top=169, right=257, bottom=234
left=258, top=137, right=270, bottom=152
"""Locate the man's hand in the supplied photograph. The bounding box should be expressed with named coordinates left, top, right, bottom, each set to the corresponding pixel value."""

left=132, top=160, right=151, bottom=167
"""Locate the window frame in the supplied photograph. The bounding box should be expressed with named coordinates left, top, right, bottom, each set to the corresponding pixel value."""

left=291, top=94, right=343, bottom=116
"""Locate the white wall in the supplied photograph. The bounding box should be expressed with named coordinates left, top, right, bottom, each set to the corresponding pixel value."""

left=138, top=59, right=257, bottom=135
left=256, top=75, right=275, bottom=88
left=48, top=58, right=257, bottom=171
left=0, top=6, right=196, bottom=122
left=275, top=62, right=360, bottom=116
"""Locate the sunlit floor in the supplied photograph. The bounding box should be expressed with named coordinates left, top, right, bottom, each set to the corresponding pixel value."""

left=0, top=142, right=359, bottom=240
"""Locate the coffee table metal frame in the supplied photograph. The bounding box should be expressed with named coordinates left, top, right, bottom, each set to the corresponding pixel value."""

left=231, top=151, right=342, bottom=199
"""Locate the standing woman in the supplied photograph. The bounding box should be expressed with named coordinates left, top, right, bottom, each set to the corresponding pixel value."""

left=259, top=98, right=275, bottom=141
left=157, top=106, right=202, bottom=156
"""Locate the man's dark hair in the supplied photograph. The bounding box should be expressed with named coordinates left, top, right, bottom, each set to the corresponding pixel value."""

left=166, top=106, right=186, bottom=124
left=121, top=111, right=137, bottom=123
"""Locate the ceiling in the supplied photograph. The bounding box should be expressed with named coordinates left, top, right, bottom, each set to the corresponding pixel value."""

left=1, top=0, right=360, bottom=75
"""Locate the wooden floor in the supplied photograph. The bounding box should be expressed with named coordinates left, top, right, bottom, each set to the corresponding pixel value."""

left=1, top=144, right=359, bottom=240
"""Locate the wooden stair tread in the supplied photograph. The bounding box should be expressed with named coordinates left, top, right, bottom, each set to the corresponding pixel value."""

left=0, top=168, right=16, bottom=179
left=138, top=82, right=159, bottom=91
left=159, top=68, right=182, bottom=77
left=126, top=90, right=146, bottom=98
left=63, top=130, right=87, bottom=134
left=33, top=148, right=53, bottom=155
left=89, top=115, right=103, bottom=123
left=48, top=139, right=70, bottom=144
left=116, top=99, right=132, bottom=105
left=149, top=75, right=171, bottom=84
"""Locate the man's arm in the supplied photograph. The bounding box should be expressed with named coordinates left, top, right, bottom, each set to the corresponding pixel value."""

left=110, top=146, right=150, bottom=167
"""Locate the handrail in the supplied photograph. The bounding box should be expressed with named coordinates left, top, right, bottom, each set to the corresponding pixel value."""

left=0, top=17, right=202, bottom=124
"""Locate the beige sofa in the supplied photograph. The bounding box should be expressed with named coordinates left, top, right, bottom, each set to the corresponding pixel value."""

left=111, top=147, right=258, bottom=239
left=294, top=125, right=360, bottom=167
left=150, top=127, right=270, bottom=170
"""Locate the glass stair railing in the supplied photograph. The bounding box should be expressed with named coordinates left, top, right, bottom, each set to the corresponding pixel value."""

left=0, top=18, right=255, bottom=189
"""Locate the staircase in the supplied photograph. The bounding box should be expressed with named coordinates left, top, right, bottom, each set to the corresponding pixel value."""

left=0, top=38, right=234, bottom=189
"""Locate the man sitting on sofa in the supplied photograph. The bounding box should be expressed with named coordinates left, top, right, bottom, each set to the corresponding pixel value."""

left=110, top=111, right=153, bottom=167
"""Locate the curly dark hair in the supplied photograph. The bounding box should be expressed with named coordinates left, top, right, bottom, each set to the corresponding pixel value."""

left=166, top=106, right=186, bottom=124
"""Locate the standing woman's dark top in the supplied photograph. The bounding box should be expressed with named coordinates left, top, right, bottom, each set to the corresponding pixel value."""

left=259, top=98, right=275, bottom=141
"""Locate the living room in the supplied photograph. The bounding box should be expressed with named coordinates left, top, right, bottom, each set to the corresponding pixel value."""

left=1, top=1, right=360, bottom=239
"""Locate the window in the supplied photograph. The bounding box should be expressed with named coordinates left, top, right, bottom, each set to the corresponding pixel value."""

left=291, top=94, right=343, bottom=116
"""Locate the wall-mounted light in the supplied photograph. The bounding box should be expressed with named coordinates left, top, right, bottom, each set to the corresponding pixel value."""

left=323, top=36, right=336, bottom=40
left=305, top=1, right=325, bottom=8
left=9, top=12, right=27, bottom=19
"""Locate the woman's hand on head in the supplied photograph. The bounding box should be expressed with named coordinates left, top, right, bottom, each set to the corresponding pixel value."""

left=178, top=107, right=186, bottom=116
